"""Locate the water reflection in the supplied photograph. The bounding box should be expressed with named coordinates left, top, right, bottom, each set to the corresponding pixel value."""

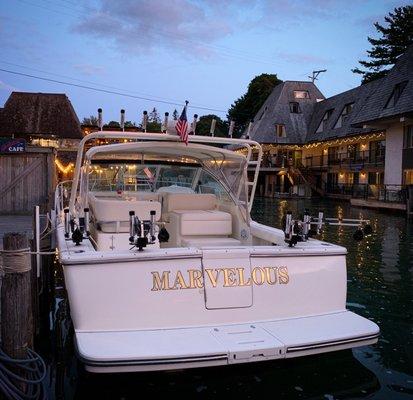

left=47, top=198, right=412, bottom=399
left=253, top=197, right=413, bottom=398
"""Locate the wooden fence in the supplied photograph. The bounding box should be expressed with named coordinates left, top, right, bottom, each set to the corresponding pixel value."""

left=0, top=147, right=56, bottom=214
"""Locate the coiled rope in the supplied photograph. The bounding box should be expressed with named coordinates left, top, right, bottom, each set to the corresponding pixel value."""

left=0, top=347, right=47, bottom=400
left=0, top=250, right=57, bottom=274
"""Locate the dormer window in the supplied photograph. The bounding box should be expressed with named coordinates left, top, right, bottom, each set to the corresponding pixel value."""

left=385, top=81, right=408, bottom=108
left=316, top=109, right=334, bottom=133
left=275, top=124, right=286, bottom=138
left=334, top=102, right=354, bottom=129
left=289, top=102, right=301, bottom=113
left=294, top=90, right=310, bottom=99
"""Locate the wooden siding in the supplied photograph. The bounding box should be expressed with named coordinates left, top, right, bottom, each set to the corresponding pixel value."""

left=0, top=148, right=56, bottom=214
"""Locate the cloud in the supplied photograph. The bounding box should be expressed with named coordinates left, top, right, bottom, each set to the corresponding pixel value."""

left=73, top=0, right=234, bottom=58
left=73, top=64, right=106, bottom=76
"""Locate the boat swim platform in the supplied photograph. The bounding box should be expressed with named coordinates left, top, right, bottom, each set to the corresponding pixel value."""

left=76, top=310, right=379, bottom=373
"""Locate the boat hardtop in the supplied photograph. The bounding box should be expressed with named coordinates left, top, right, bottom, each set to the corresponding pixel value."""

left=54, top=130, right=379, bottom=373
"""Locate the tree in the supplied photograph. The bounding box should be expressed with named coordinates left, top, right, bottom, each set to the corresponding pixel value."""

left=227, top=73, right=282, bottom=137
left=124, top=121, right=136, bottom=128
left=148, top=107, right=161, bottom=123
left=352, top=5, right=413, bottom=84
left=82, top=115, right=98, bottom=125
left=195, top=115, right=228, bottom=137
left=172, top=109, right=179, bottom=120
left=107, top=121, right=120, bottom=127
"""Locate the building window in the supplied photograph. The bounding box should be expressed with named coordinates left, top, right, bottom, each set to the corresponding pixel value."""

left=404, top=125, right=413, bottom=148
left=294, top=90, right=310, bottom=99
left=385, top=81, right=408, bottom=108
left=275, top=124, right=286, bottom=138
left=289, top=102, right=301, bottom=113
left=316, top=109, right=334, bottom=133
left=334, top=102, right=354, bottom=129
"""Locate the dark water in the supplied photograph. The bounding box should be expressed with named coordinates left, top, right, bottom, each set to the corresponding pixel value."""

left=46, top=198, right=413, bottom=399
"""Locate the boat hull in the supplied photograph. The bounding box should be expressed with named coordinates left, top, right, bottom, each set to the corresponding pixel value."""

left=59, top=244, right=379, bottom=373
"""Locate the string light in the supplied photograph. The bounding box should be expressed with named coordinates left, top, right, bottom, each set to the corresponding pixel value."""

left=55, top=159, right=74, bottom=174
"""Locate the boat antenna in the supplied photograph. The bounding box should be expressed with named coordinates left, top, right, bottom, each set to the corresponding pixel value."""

left=210, top=118, right=216, bottom=137
left=228, top=120, right=235, bottom=138
left=97, top=108, right=103, bottom=131
left=120, top=109, right=125, bottom=131
left=308, top=69, right=327, bottom=83
left=191, top=114, right=198, bottom=135
left=142, top=110, right=148, bottom=133
left=162, top=112, right=169, bottom=133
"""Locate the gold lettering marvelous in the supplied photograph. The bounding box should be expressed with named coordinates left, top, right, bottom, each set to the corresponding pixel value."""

left=151, top=267, right=290, bottom=291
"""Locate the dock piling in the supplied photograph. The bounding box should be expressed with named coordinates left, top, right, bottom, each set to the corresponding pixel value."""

left=1, top=232, right=34, bottom=359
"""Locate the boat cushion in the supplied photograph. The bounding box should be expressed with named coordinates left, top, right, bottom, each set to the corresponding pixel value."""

left=181, top=237, right=242, bottom=247
left=89, top=194, right=161, bottom=233
left=171, top=210, right=232, bottom=236
left=164, top=193, right=217, bottom=213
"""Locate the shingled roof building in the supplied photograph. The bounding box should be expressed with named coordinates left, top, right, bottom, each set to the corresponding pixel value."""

left=249, top=46, right=413, bottom=211
left=0, top=92, right=83, bottom=146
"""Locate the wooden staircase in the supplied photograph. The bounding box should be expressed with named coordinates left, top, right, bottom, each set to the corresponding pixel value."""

left=289, top=163, right=325, bottom=196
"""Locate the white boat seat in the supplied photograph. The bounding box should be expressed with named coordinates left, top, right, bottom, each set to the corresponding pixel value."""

left=171, top=210, right=232, bottom=236
left=181, top=237, right=242, bottom=247
left=88, top=194, right=161, bottom=233
left=164, top=193, right=217, bottom=214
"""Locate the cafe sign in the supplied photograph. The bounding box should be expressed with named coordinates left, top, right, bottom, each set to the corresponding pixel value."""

left=0, top=137, right=26, bottom=153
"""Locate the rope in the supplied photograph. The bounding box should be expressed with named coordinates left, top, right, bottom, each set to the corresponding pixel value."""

left=0, top=250, right=57, bottom=274
left=0, top=346, right=48, bottom=400
left=0, top=248, right=31, bottom=274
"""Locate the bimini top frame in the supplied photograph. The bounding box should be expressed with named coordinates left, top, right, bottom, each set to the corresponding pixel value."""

left=69, top=131, right=263, bottom=214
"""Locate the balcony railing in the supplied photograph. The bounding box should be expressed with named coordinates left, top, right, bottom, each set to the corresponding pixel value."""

left=325, top=183, right=406, bottom=203
left=304, top=151, right=385, bottom=169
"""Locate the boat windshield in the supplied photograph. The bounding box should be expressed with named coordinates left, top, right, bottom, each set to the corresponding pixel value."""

left=86, top=162, right=233, bottom=202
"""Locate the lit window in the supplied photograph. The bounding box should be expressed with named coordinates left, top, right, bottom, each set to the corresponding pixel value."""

left=316, top=109, right=334, bottom=133
left=294, top=90, right=310, bottom=99
left=334, top=102, right=354, bottom=129
left=275, top=124, right=286, bottom=138
left=385, top=81, right=408, bottom=108
left=289, top=102, right=301, bottom=113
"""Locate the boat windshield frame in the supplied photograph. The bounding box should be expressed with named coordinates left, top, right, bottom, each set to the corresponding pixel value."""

left=69, top=131, right=262, bottom=215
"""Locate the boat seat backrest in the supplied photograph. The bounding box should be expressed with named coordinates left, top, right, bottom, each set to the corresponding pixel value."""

left=163, top=193, right=217, bottom=214
left=88, top=194, right=161, bottom=233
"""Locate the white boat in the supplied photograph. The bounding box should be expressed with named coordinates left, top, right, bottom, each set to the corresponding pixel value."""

left=53, top=131, right=379, bottom=373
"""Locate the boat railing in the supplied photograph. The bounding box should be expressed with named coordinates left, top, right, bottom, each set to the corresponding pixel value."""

left=55, top=180, right=73, bottom=216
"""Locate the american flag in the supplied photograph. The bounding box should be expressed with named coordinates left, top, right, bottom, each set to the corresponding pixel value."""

left=176, top=101, right=189, bottom=145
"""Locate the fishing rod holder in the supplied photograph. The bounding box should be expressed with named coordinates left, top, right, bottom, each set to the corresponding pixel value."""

left=64, top=207, right=92, bottom=245
left=129, top=210, right=158, bottom=251
left=283, top=210, right=373, bottom=247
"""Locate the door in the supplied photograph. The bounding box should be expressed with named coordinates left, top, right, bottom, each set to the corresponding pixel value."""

left=202, top=249, right=253, bottom=309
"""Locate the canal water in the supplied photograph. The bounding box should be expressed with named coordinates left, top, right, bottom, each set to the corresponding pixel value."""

left=46, top=198, right=413, bottom=399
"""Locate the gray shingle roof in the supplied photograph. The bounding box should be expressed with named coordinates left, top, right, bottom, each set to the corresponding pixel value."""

left=0, top=92, right=83, bottom=139
left=352, top=44, right=413, bottom=126
left=306, top=78, right=382, bottom=142
left=249, top=81, right=325, bottom=144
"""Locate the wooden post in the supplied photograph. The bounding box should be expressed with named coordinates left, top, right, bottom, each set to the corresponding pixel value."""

left=1, top=232, right=33, bottom=358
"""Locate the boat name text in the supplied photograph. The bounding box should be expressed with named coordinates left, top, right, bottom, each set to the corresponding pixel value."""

left=151, top=267, right=289, bottom=291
